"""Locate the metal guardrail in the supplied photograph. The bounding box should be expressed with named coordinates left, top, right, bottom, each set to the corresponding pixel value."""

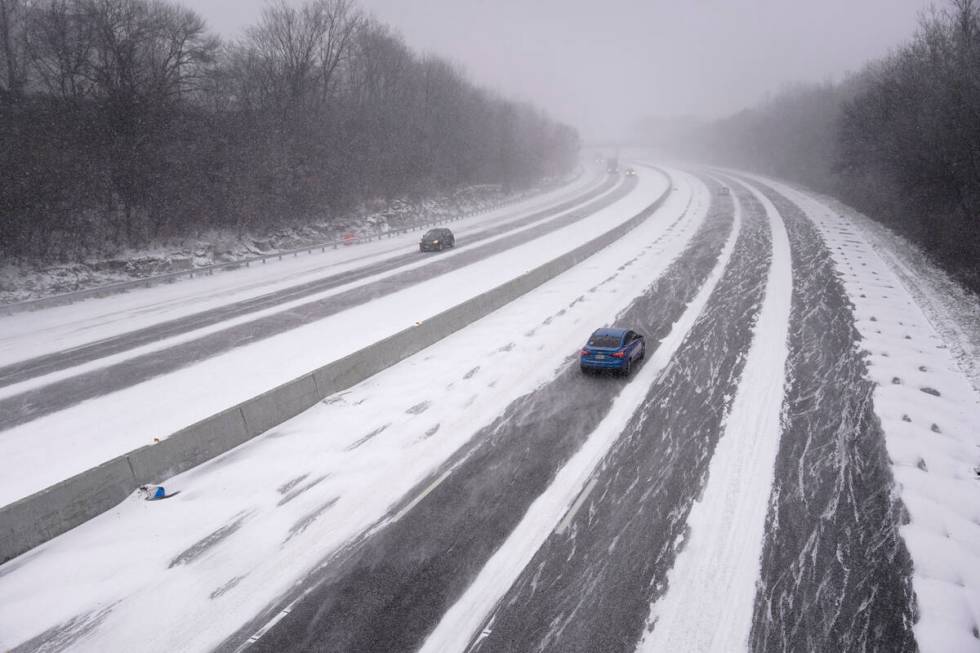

left=0, top=169, right=590, bottom=316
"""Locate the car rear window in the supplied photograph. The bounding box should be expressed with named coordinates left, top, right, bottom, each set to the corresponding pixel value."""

left=588, top=334, right=622, bottom=348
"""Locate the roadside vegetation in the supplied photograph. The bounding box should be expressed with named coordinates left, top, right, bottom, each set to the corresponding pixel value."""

left=0, top=0, right=580, bottom=263
left=639, top=0, right=980, bottom=292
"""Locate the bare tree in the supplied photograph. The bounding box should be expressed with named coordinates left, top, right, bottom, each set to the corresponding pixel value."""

left=0, top=0, right=29, bottom=97
left=0, top=0, right=578, bottom=263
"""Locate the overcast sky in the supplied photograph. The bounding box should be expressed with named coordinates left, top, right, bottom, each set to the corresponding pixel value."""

left=190, top=0, right=935, bottom=141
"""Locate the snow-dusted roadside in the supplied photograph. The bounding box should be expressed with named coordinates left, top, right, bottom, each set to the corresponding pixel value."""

left=635, top=177, right=792, bottom=652
left=0, top=167, right=604, bottom=369
left=785, top=187, right=980, bottom=394
left=0, top=170, right=705, bottom=653
left=0, top=170, right=590, bottom=306
left=763, top=176, right=980, bottom=653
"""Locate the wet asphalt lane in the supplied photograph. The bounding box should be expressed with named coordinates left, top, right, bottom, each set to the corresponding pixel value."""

left=466, top=179, right=771, bottom=653
left=747, top=180, right=916, bottom=653
left=0, top=178, right=632, bottom=431
left=219, top=177, right=733, bottom=653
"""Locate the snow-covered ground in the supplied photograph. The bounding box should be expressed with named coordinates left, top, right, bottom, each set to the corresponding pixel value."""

left=765, top=176, right=980, bottom=653
left=0, top=169, right=655, bottom=508
left=0, top=171, right=591, bottom=306
left=0, top=169, right=704, bottom=653
left=794, top=189, right=980, bottom=393
left=1, top=164, right=976, bottom=653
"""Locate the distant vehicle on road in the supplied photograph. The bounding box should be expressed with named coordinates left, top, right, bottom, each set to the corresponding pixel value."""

left=419, top=227, right=455, bottom=252
left=720, top=186, right=730, bottom=195
left=625, top=167, right=637, bottom=177
left=580, top=327, right=645, bottom=376
left=606, top=157, right=619, bottom=174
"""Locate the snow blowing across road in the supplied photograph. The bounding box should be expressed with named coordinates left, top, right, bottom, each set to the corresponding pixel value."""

left=1, top=163, right=977, bottom=653
left=0, top=168, right=697, bottom=653
left=636, top=177, right=792, bottom=652
left=764, top=176, right=980, bottom=653
left=419, top=175, right=741, bottom=653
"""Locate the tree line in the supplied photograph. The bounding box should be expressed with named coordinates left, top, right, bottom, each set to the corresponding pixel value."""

left=638, top=0, right=980, bottom=292
left=0, top=0, right=580, bottom=262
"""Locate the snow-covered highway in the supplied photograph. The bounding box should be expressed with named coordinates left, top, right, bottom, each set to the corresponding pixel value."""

left=0, top=166, right=977, bottom=653
left=0, top=168, right=658, bottom=508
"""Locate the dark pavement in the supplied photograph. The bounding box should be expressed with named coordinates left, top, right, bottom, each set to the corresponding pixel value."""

left=218, top=176, right=734, bottom=653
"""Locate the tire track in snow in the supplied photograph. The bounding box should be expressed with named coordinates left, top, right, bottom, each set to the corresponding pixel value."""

left=452, top=178, right=768, bottom=653
left=745, top=180, right=916, bottom=652
left=634, top=176, right=792, bottom=652
left=221, top=175, right=730, bottom=653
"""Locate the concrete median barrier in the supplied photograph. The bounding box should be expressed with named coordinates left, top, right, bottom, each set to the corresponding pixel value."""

left=127, top=407, right=251, bottom=484
left=0, top=168, right=671, bottom=564
left=0, top=456, right=134, bottom=562
left=241, top=375, right=320, bottom=439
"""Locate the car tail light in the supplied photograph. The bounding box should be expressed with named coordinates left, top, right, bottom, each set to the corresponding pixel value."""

left=612, top=351, right=625, bottom=358
left=580, top=349, right=589, bottom=357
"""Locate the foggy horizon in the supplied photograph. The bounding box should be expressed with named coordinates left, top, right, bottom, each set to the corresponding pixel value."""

left=192, top=0, right=935, bottom=141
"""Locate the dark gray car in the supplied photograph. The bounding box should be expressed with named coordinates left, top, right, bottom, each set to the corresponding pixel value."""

left=420, top=227, right=455, bottom=252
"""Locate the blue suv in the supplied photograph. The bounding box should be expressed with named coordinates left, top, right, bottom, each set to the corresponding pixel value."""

left=580, top=327, right=645, bottom=375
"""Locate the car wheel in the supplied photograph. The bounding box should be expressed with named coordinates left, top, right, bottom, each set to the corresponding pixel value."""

left=623, top=358, right=632, bottom=376
left=638, top=342, right=645, bottom=360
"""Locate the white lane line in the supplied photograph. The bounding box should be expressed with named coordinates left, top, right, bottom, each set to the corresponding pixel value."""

left=418, top=178, right=743, bottom=653
left=556, top=477, right=598, bottom=535
left=378, top=451, right=476, bottom=529
left=636, top=176, right=792, bottom=653
left=466, top=613, right=497, bottom=653
left=234, top=605, right=294, bottom=653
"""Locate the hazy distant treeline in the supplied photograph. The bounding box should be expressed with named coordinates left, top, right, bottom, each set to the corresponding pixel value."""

left=640, top=0, right=980, bottom=291
left=0, top=0, right=579, bottom=262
